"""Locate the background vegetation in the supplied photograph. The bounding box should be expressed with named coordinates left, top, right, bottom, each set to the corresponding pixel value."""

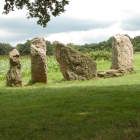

left=1, top=35, right=140, bottom=61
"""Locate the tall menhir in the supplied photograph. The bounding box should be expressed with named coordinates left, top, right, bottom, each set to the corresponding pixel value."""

left=31, top=37, right=47, bottom=83
left=111, top=34, right=134, bottom=72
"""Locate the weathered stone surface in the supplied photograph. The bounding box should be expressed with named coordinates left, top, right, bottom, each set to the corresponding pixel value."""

left=111, top=34, right=134, bottom=72
left=55, top=42, right=97, bottom=80
left=31, top=37, right=47, bottom=83
left=6, top=49, right=23, bottom=87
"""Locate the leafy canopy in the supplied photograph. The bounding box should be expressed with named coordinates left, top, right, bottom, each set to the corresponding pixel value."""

left=3, top=0, right=69, bottom=27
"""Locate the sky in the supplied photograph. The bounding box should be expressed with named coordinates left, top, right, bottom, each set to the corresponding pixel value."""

left=0, top=0, right=140, bottom=46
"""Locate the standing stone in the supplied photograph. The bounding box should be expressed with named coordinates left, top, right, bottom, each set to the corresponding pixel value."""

left=31, top=37, right=47, bottom=83
left=6, top=49, right=23, bottom=87
left=111, top=34, right=134, bottom=72
left=55, top=42, right=97, bottom=80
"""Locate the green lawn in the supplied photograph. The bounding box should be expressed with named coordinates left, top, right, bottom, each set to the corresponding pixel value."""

left=0, top=54, right=140, bottom=140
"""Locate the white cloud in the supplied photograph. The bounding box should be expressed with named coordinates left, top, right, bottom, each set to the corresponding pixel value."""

left=0, top=0, right=140, bottom=45
left=46, top=0, right=140, bottom=44
left=0, top=30, right=11, bottom=37
left=46, top=23, right=122, bottom=44
left=65, top=0, right=140, bottom=21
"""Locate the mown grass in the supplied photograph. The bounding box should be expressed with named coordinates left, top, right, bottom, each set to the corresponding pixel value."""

left=0, top=54, right=140, bottom=140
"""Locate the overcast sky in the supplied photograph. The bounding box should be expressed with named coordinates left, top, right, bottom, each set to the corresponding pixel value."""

left=0, top=0, right=140, bottom=45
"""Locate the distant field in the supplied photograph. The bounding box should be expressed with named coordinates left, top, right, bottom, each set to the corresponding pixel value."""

left=0, top=54, right=140, bottom=140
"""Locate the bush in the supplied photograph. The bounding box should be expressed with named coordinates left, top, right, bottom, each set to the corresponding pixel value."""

left=87, top=50, right=112, bottom=61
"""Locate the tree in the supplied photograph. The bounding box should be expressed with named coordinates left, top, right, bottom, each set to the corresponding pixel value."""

left=0, top=43, right=13, bottom=55
left=132, top=36, right=140, bottom=52
left=46, top=41, right=55, bottom=55
left=16, top=40, right=55, bottom=55
left=16, top=40, right=31, bottom=55
left=3, top=0, right=69, bottom=27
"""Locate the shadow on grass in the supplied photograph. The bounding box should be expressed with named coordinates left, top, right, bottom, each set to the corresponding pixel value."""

left=0, top=84, right=140, bottom=140
left=25, top=78, right=66, bottom=86
left=1, top=83, right=140, bottom=97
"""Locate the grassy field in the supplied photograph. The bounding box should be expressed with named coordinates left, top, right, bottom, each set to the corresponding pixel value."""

left=0, top=55, right=111, bottom=87
left=0, top=54, right=140, bottom=140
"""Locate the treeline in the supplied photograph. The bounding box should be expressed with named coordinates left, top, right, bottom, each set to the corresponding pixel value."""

left=16, top=40, right=56, bottom=55
left=1, top=36, right=140, bottom=55
left=0, top=43, right=13, bottom=55
left=67, top=37, right=113, bottom=53
left=0, top=41, right=55, bottom=55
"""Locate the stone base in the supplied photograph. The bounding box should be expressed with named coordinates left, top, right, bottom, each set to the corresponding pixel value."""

left=97, top=69, right=133, bottom=78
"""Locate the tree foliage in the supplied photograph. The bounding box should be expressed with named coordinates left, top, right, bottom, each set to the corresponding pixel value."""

left=46, top=41, right=55, bottom=55
left=132, top=36, right=140, bottom=52
left=1, top=36, right=140, bottom=55
left=69, top=37, right=113, bottom=53
left=16, top=40, right=55, bottom=55
left=16, top=40, right=31, bottom=55
left=3, top=0, right=69, bottom=27
left=0, top=43, right=13, bottom=55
